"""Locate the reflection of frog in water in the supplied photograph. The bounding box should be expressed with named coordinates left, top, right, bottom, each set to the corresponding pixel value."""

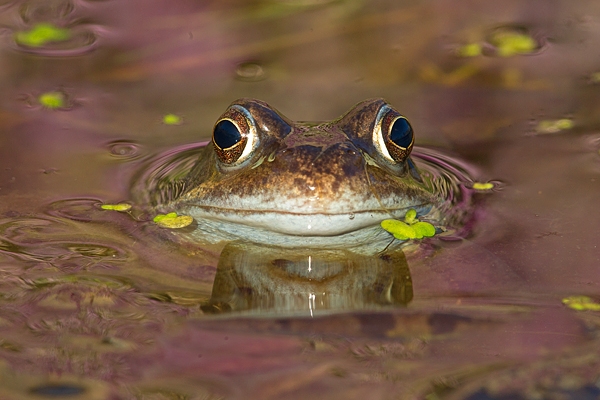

left=155, top=99, right=472, bottom=313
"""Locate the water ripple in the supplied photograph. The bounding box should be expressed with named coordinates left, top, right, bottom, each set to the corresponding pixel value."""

left=45, top=197, right=103, bottom=222
left=412, top=146, right=483, bottom=236
left=12, top=23, right=100, bottom=56
left=0, top=213, right=133, bottom=271
left=129, top=142, right=207, bottom=208
left=106, top=140, right=142, bottom=160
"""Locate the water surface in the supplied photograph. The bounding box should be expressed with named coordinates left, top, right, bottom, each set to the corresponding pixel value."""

left=1, top=0, right=600, bottom=399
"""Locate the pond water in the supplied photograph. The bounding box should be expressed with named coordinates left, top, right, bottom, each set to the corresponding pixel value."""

left=1, top=0, right=600, bottom=399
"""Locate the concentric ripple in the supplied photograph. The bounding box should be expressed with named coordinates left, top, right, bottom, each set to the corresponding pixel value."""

left=106, top=140, right=142, bottom=160
left=12, top=22, right=100, bottom=56
left=411, top=147, right=482, bottom=233
left=130, top=142, right=208, bottom=209
left=9, top=0, right=102, bottom=56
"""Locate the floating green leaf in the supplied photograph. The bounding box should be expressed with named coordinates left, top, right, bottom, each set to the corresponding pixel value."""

left=38, top=92, right=65, bottom=109
left=536, top=118, right=573, bottom=134
left=412, top=221, right=436, bottom=237
left=404, top=209, right=417, bottom=224
left=381, top=209, right=436, bottom=241
left=472, top=182, right=494, bottom=191
left=153, top=212, right=194, bottom=228
left=101, top=203, right=132, bottom=212
left=163, top=114, right=182, bottom=125
left=490, top=30, right=537, bottom=57
left=590, top=72, right=600, bottom=84
left=562, top=296, right=600, bottom=311
left=457, top=43, right=482, bottom=57
left=15, top=23, right=71, bottom=47
left=381, top=219, right=414, bottom=240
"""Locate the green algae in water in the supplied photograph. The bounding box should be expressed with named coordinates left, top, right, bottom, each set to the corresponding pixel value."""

left=381, top=209, right=436, bottom=241
left=15, top=23, right=71, bottom=47
left=153, top=212, right=194, bottom=228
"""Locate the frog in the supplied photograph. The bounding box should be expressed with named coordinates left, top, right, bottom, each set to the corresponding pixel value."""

left=159, top=98, right=444, bottom=254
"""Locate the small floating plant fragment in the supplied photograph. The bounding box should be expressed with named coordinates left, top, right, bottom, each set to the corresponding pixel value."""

left=488, top=26, right=538, bottom=57
left=589, top=72, right=600, bottom=84
left=38, top=91, right=65, bottom=109
left=163, top=114, right=182, bottom=125
left=472, top=181, right=495, bottom=191
left=457, top=42, right=482, bottom=57
left=15, top=23, right=71, bottom=47
left=100, top=203, right=132, bottom=212
left=381, top=209, right=436, bottom=241
left=153, top=212, right=194, bottom=228
left=535, top=118, right=574, bottom=134
left=562, top=296, right=600, bottom=311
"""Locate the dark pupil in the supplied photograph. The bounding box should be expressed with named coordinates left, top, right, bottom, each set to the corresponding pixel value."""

left=390, top=118, right=412, bottom=148
left=213, top=120, right=242, bottom=149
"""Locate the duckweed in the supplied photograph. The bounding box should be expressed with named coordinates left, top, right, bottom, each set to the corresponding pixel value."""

left=472, top=182, right=495, bottom=191
left=38, top=91, right=65, bottom=109
left=489, top=30, right=537, bottom=57
left=457, top=43, right=482, bottom=57
left=562, top=296, right=600, bottom=311
left=590, top=72, right=600, bottom=83
left=15, top=23, right=71, bottom=47
left=153, top=212, right=194, bottom=228
left=163, top=114, right=182, bottom=125
left=536, top=118, right=574, bottom=134
left=381, top=209, right=436, bottom=241
left=100, top=203, right=132, bottom=212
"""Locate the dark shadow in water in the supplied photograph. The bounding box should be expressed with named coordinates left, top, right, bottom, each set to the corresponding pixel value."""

left=201, top=242, right=413, bottom=315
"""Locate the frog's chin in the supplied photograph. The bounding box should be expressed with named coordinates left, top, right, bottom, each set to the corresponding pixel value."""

left=177, top=204, right=433, bottom=251
left=183, top=217, right=397, bottom=253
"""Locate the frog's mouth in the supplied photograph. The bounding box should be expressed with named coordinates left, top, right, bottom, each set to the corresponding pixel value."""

left=177, top=204, right=436, bottom=252
left=182, top=203, right=433, bottom=237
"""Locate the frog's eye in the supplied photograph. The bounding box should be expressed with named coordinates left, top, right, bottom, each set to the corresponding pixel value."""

left=212, top=105, right=258, bottom=165
left=373, top=106, right=414, bottom=164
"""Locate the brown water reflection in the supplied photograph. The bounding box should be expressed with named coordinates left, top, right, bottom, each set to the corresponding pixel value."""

left=203, top=243, right=414, bottom=314
left=1, top=0, right=600, bottom=398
